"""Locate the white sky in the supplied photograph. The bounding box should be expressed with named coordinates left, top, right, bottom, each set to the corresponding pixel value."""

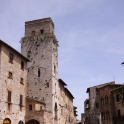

left=1, top=0, right=124, bottom=120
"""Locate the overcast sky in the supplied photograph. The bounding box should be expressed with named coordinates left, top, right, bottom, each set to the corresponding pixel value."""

left=1, top=0, right=124, bottom=119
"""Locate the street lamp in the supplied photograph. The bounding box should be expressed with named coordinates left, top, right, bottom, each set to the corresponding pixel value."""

left=121, top=62, right=124, bottom=66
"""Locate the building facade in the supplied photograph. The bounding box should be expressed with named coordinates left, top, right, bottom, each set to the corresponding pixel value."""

left=0, top=40, right=28, bottom=124
left=81, top=81, right=122, bottom=124
left=58, top=79, right=77, bottom=124
left=111, top=86, right=124, bottom=124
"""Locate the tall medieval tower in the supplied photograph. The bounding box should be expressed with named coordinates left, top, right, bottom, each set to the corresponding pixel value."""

left=21, top=18, right=59, bottom=123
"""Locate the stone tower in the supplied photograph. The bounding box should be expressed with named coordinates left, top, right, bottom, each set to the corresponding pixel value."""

left=21, top=18, right=59, bottom=123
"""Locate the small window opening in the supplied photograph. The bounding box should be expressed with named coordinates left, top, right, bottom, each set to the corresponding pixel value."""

left=20, top=78, right=24, bottom=84
left=54, top=65, right=56, bottom=73
left=96, top=103, right=99, bottom=109
left=101, top=98, right=104, bottom=106
left=20, top=95, right=23, bottom=106
left=61, top=108, right=63, bottom=115
left=54, top=103, right=58, bottom=119
left=8, top=91, right=11, bottom=103
left=29, top=104, right=32, bottom=110
left=21, top=61, right=24, bottom=70
left=117, top=109, right=121, bottom=118
left=38, top=68, right=40, bottom=77
left=9, top=53, right=13, bottom=63
left=40, top=29, right=44, bottom=34
left=31, top=31, right=35, bottom=36
left=40, top=106, right=42, bottom=111
left=8, top=72, right=13, bottom=79
left=46, top=83, right=49, bottom=87
left=116, top=94, right=120, bottom=102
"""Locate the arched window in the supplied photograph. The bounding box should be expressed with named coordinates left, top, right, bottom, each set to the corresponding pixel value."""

left=3, top=118, right=11, bottom=124
left=18, top=121, right=24, bottom=124
left=26, top=119, right=40, bottom=124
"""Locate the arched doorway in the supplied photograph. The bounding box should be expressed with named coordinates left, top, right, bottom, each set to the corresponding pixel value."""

left=18, top=121, right=24, bottom=124
left=3, top=118, right=11, bottom=124
left=26, top=119, right=40, bottom=124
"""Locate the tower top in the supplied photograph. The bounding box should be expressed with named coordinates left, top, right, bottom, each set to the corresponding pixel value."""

left=25, top=17, right=54, bottom=28
left=25, top=17, right=54, bottom=37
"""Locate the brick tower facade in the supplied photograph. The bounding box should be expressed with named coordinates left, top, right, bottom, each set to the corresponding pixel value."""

left=21, top=18, right=59, bottom=124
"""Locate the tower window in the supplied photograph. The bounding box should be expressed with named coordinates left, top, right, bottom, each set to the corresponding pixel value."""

left=9, top=53, right=13, bottom=63
left=54, top=103, right=58, bottom=119
left=20, top=78, right=24, bottom=84
left=38, top=68, right=40, bottom=77
left=54, top=65, right=56, bottom=73
left=8, top=91, right=11, bottom=103
left=20, top=95, right=23, bottom=106
left=8, top=72, right=13, bottom=79
left=40, top=29, right=44, bottom=34
left=31, top=31, right=35, bottom=36
left=46, top=83, right=49, bottom=87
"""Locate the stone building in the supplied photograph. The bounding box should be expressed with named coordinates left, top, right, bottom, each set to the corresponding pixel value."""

left=0, top=40, right=28, bottom=124
left=81, top=81, right=122, bottom=124
left=21, top=17, right=76, bottom=124
left=58, top=79, right=77, bottom=124
left=111, top=85, right=124, bottom=124
left=25, top=97, right=46, bottom=124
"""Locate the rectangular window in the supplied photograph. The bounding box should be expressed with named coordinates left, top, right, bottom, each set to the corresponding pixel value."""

left=116, top=94, right=120, bottom=102
left=32, top=31, right=35, bottom=36
left=20, top=95, right=23, bottom=106
left=96, top=103, right=99, bottom=109
left=117, top=109, right=121, bottom=118
left=9, top=53, right=13, bottom=63
left=20, top=78, right=24, bottom=84
left=8, top=72, right=13, bottom=79
left=38, top=68, right=40, bottom=77
left=123, top=93, right=124, bottom=100
left=21, top=61, right=24, bottom=70
left=8, top=91, right=11, bottom=103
